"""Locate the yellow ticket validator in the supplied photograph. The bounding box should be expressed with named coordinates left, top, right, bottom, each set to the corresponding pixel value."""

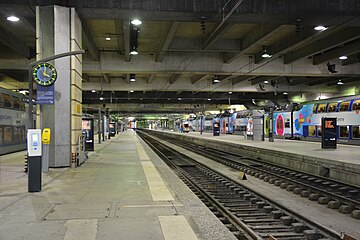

left=42, top=128, right=51, bottom=144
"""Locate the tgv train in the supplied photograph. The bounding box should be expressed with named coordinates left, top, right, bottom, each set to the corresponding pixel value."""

left=273, top=95, right=360, bottom=145
left=0, top=88, right=28, bottom=155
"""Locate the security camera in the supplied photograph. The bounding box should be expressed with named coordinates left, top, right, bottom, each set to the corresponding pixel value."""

left=327, top=62, right=337, bottom=73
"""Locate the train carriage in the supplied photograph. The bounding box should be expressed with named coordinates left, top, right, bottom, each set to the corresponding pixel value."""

left=0, top=88, right=28, bottom=155
left=273, top=95, right=360, bottom=145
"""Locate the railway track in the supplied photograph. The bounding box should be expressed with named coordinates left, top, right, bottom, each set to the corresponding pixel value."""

left=144, top=130, right=360, bottom=220
left=137, top=130, right=342, bottom=240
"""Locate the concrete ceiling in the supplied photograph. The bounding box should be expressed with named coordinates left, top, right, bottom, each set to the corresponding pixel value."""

left=0, top=0, right=360, bottom=114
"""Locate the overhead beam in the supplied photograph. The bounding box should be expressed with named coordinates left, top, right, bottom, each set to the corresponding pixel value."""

left=146, top=74, right=155, bottom=84
left=254, top=27, right=317, bottom=64
left=170, top=38, right=240, bottom=52
left=308, top=77, right=339, bottom=86
left=191, top=74, right=210, bottom=84
left=232, top=75, right=257, bottom=85
left=78, top=14, right=99, bottom=61
left=169, top=74, right=181, bottom=84
left=342, top=53, right=360, bottom=66
left=0, top=25, right=35, bottom=59
left=224, top=24, right=282, bottom=63
left=284, top=27, right=360, bottom=64
left=313, top=38, right=360, bottom=65
left=156, top=22, right=180, bottom=62
left=202, top=22, right=233, bottom=50
left=102, top=73, right=110, bottom=83
left=122, top=20, right=131, bottom=62
left=327, top=77, right=360, bottom=86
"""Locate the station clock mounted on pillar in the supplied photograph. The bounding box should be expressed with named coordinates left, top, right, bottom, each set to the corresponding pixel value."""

left=33, top=62, right=57, bottom=86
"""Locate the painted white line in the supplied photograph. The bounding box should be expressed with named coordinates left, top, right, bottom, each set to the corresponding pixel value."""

left=159, top=215, right=198, bottom=240
left=121, top=203, right=184, bottom=208
left=141, top=161, right=174, bottom=201
left=64, top=219, right=97, bottom=240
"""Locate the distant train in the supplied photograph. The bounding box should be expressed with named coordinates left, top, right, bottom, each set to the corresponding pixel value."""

left=181, top=109, right=268, bottom=139
left=0, top=88, right=28, bottom=155
left=179, top=95, right=360, bottom=145
left=273, top=95, right=360, bottom=145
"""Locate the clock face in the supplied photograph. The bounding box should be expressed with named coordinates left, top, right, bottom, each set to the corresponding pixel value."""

left=33, top=63, right=57, bottom=86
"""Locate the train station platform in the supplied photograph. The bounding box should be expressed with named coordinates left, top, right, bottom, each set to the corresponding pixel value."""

left=152, top=130, right=360, bottom=186
left=0, top=130, right=235, bottom=240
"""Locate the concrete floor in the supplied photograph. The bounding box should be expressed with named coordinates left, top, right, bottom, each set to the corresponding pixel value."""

left=0, top=130, right=235, bottom=240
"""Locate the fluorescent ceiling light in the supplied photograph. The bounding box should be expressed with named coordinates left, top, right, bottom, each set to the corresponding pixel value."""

left=130, top=74, right=136, bottom=82
left=339, top=55, right=347, bottom=60
left=105, top=37, right=111, bottom=41
left=7, top=16, right=19, bottom=22
left=337, top=80, right=344, bottom=85
left=207, top=98, right=211, bottom=101
left=264, top=80, right=269, bottom=84
left=314, top=25, right=327, bottom=31
left=261, top=52, right=271, bottom=58
left=129, top=90, right=134, bottom=93
left=91, top=90, right=96, bottom=93
left=228, top=91, right=232, bottom=94
left=178, top=98, right=182, bottom=100
left=130, top=50, right=138, bottom=55
left=131, top=19, right=142, bottom=25
left=283, top=92, right=288, bottom=95
left=99, top=97, right=104, bottom=100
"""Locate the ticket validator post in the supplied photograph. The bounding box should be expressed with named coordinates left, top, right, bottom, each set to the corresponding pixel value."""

left=27, top=129, right=42, bottom=192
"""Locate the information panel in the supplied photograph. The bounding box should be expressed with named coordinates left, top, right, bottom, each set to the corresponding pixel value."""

left=321, top=117, right=337, bottom=149
left=82, top=118, right=94, bottom=151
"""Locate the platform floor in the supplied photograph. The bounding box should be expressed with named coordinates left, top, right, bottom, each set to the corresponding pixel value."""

left=163, top=130, right=360, bottom=168
left=0, top=130, right=235, bottom=240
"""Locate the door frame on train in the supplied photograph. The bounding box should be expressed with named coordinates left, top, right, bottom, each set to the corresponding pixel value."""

left=213, top=121, right=220, bottom=136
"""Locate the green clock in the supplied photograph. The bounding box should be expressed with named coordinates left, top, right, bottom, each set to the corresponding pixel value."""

left=33, top=62, right=57, bottom=86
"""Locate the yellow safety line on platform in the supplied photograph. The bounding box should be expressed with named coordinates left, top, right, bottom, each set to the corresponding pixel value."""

left=159, top=215, right=199, bottom=240
left=133, top=134, right=174, bottom=201
left=64, top=219, right=97, bottom=240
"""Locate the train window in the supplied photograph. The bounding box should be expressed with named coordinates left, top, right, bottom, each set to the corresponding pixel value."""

left=339, top=101, right=350, bottom=111
left=14, top=126, right=22, bottom=143
left=339, top=126, right=349, bottom=138
left=317, top=104, right=326, bottom=113
left=352, top=100, right=360, bottom=111
left=313, top=104, right=318, bottom=113
left=0, top=93, right=3, bottom=108
left=13, top=97, right=20, bottom=109
left=327, top=102, right=337, bottom=112
left=317, top=126, right=322, bottom=137
left=3, top=94, right=13, bottom=108
left=0, top=127, right=3, bottom=145
left=285, top=119, right=290, bottom=128
left=4, top=126, right=12, bottom=144
left=308, top=126, right=316, bottom=136
left=353, top=126, right=360, bottom=139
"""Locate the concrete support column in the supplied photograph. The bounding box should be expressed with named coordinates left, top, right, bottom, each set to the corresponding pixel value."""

left=252, top=111, right=264, bottom=141
left=36, top=6, right=82, bottom=167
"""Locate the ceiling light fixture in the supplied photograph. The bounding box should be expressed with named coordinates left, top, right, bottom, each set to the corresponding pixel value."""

left=99, top=97, right=104, bottom=100
left=314, top=25, right=327, bottom=31
left=130, top=74, right=136, bottom=82
left=283, top=92, right=288, bottom=95
left=178, top=98, right=182, bottom=100
left=228, top=91, right=232, bottom=94
left=261, top=49, right=271, bottom=58
left=337, top=80, right=344, bottom=85
left=264, top=80, right=269, bottom=84
left=339, top=55, right=347, bottom=60
left=213, top=76, right=220, bottom=83
left=105, top=34, right=111, bottom=41
left=129, top=90, right=134, bottom=93
left=7, top=16, right=19, bottom=22
left=130, top=46, right=138, bottom=55
left=91, top=89, right=96, bottom=93
left=131, top=19, right=142, bottom=25
left=207, top=98, right=211, bottom=101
